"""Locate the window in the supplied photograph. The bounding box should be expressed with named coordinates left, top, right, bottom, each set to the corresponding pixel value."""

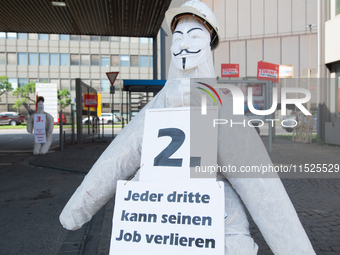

left=70, top=54, right=79, bottom=65
left=101, top=36, right=110, bottom=41
left=140, top=55, right=148, bottom=67
left=70, top=35, right=80, bottom=41
left=39, top=53, right=48, bottom=66
left=149, top=56, right=153, bottom=68
left=90, top=36, right=99, bottom=41
left=91, top=55, right=99, bottom=66
left=29, top=53, right=38, bottom=65
left=60, top=34, right=69, bottom=41
left=337, top=0, right=340, bottom=15
left=149, top=38, right=153, bottom=44
left=0, top=32, right=5, bottom=39
left=18, top=78, right=28, bottom=88
left=50, top=79, right=60, bottom=89
left=0, top=53, right=5, bottom=65
left=131, top=38, right=139, bottom=43
left=81, top=55, right=90, bottom=66
left=7, top=33, right=16, bottom=39
left=60, top=54, right=70, bottom=66
left=50, top=53, right=59, bottom=66
left=121, top=37, right=129, bottom=43
left=120, top=55, right=129, bottom=67
left=39, top=34, right=48, bottom=40
left=81, top=35, right=90, bottom=41
left=101, top=79, right=110, bottom=92
left=50, top=34, right=59, bottom=40
left=17, top=33, right=27, bottom=40
left=130, top=55, right=139, bottom=67
left=61, top=79, right=70, bottom=90
left=18, top=53, right=27, bottom=65
left=71, top=79, right=76, bottom=91
left=8, top=78, right=17, bottom=89
left=140, top=37, right=148, bottom=43
left=110, top=37, right=119, bottom=42
left=111, top=55, right=119, bottom=66
left=39, top=78, right=49, bottom=83
left=7, top=53, right=16, bottom=65
left=29, top=33, right=38, bottom=40
left=101, top=55, right=109, bottom=67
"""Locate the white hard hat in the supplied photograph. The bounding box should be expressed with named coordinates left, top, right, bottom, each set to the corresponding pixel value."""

left=165, top=0, right=220, bottom=50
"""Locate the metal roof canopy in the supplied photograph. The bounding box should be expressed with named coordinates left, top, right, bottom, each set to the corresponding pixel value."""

left=0, top=0, right=171, bottom=38
left=123, top=79, right=166, bottom=93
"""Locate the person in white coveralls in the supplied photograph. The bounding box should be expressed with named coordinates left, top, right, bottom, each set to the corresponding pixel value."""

left=26, top=96, right=54, bottom=155
left=60, top=1, right=315, bottom=254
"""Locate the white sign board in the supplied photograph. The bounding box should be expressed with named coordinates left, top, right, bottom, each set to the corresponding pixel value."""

left=110, top=180, right=225, bottom=255
left=35, top=83, right=58, bottom=122
left=140, top=107, right=218, bottom=181
left=34, top=114, right=46, bottom=143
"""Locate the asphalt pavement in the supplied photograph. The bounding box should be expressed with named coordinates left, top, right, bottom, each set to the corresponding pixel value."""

left=0, top=132, right=339, bottom=254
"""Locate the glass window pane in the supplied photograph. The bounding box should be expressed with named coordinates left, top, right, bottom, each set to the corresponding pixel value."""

left=91, top=55, right=99, bottom=66
left=110, top=36, right=119, bottom=42
left=60, top=34, right=69, bottom=41
left=70, top=54, right=79, bottom=65
left=7, top=53, right=16, bottom=65
left=50, top=53, right=59, bottom=66
left=140, top=37, right=148, bottom=43
left=101, top=55, right=109, bottom=67
left=90, top=36, right=99, bottom=41
left=140, top=55, right=148, bottom=67
left=29, top=33, right=38, bottom=40
left=17, top=33, right=27, bottom=40
left=81, top=54, right=90, bottom=66
left=130, top=55, right=139, bottom=67
left=121, top=37, right=129, bottom=42
left=71, top=79, right=76, bottom=91
left=50, top=79, right=60, bottom=89
left=60, top=54, right=69, bottom=66
left=8, top=78, right=18, bottom=89
left=70, top=35, right=80, bottom=41
left=110, top=55, right=119, bottom=66
left=149, top=56, right=153, bottom=68
left=50, top=34, right=59, bottom=40
left=120, top=55, right=129, bottom=67
left=7, top=33, right=16, bottom=39
left=39, top=34, right=48, bottom=40
left=18, top=78, right=28, bottom=88
left=101, top=36, right=109, bottom=41
left=131, top=38, right=139, bottom=43
left=18, top=53, right=27, bottom=65
left=101, top=79, right=110, bottom=92
left=39, top=78, right=49, bottom=83
left=337, top=0, right=340, bottom=15
left=0, top=32, right=6, bottom=39
left=81, top=35, right=90, bottom=41
left=39, top=53, right=48, bottom=66
left=0, top=53, right=6, bottom=65
left=61, top=79, right=70, bottom=90
left=29, top=79, right=38, bottom=83
left=149, top=38, right=153, bottom=44
left=29, top=53, right=38, bottom=65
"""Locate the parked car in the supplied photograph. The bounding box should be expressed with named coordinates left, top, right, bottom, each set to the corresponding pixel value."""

left=0, top=112, right=25, bottom=126
left=54, top=114, right=66, bottom=125
left=82, top=113, right=120, bottom=125
left=281, top=111, right=317, bottom=132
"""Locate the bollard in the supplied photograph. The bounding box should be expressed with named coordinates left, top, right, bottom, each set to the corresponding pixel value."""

left=92, top=117, right=95, bottom=142
left=102, top=118, right=104, bottom=137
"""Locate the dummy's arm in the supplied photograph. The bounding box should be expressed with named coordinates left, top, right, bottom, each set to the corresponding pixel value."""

left=59, top=112, right=145, bottom=230
left=26, top=115, right=34, bottom=134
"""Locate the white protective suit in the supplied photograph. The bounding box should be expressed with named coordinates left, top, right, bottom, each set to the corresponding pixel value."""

left=60, top=14, right=315, bottom=255
left=27, top=102, right=54, bottom=155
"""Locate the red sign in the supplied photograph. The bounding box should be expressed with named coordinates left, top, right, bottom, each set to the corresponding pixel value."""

left=84, top=94, right=98, bottom=108
left=257, top=61, right=279, bottom=83
left=221, top=64, right=239, bottom=77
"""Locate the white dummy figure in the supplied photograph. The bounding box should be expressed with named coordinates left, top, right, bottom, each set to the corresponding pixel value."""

left=27, top=96, right=54, bottom=155
left=60, top=1, right=315, bottom=254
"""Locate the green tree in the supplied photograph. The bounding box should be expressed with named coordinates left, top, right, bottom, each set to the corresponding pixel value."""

left=58, top=89, right=71, bottom=110
left=12, top=81, right=36, bottom=115
left=0, top=75, right=13, bottom=102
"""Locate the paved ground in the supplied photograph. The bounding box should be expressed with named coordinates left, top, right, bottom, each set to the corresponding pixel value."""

left=0, top=134, right=339, bottom=254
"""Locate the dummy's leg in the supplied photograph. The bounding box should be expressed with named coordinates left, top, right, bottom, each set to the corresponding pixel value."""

left=40, top=133, right=53, bottom=154
left=33, top=143, right=42, bottom=155
left=221, top=177, right=258, bottom=255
